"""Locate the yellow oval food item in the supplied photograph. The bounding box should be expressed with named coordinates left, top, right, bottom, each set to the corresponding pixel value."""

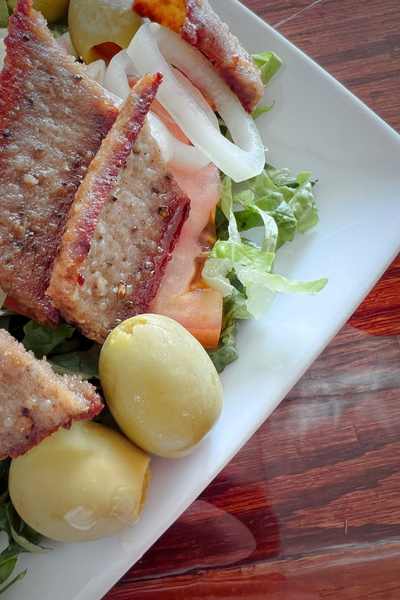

left=9, top=422, right=150, bottom=542
left=68, top=0, right=142, bottom=63
left=99, top=314, right=223, bottom=458
left=7, top=0, right=69, bottom=23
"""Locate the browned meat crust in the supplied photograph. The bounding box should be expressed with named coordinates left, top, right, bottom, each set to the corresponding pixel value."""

left=0, top=0, right=118, bottom=325
left=0, top=329, right=103, bottom=459
left=48, top=74, right=190, bottom=343
left=134, top=0, right=264, bottom=112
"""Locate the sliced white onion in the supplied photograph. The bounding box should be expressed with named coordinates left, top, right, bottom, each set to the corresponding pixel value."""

left=172, top=68, right=219, bottom=131
left=83, top=59, right=106, bottom=84
left=103, top=49, right=210, bottom=171
left=104, top=49, right=137, bottom=101
left=148, top=113, right=210, bottom=170
left=127, top=23, right=265, bottom=182
left=147, top=112, right=172, bottom=163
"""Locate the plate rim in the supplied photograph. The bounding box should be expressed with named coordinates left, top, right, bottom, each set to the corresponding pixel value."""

left=8, top=2, right=400, bottom=599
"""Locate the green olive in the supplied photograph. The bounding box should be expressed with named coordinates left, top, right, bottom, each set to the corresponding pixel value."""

left=99, top=314, right=223, bottom=459
left=7, top=0, right=69, bottom=23
left=68, top=0, right=142, bottom=63
left=9, top=422, right=150, bottom=542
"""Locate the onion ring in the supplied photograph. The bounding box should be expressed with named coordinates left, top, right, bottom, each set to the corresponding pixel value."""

left=127, top=23, right=265, bottom=182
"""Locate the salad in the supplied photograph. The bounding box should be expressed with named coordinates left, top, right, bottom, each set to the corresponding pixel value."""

left=0, top=0, right=326, bottom=594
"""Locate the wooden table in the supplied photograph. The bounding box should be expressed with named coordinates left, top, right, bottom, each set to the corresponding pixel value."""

left=106, top=1, right=400, bottom=598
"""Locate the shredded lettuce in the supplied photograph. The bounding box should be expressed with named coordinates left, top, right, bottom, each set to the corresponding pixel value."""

left=235, top=167, right=320, bottom=246
left=250, top=51, right=282, bottom=119
left=251, top=103, right=274, bottom=120
left=205, top=167, right=327, bottom=371
left=253, top=51, right=283, bottom=85
left=209, top=53, right=325, bottom=369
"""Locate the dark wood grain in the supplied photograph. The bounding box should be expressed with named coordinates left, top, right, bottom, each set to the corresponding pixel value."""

left=106, top=2, right=400, bottom=598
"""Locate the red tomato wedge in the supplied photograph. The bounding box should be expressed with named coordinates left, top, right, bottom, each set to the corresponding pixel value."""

left=151, top=164, right=223, bottom=348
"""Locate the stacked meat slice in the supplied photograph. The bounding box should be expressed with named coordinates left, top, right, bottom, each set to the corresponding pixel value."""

left=48, top=74, right=190, bottom=342
left=0, top=0, right=118, bottom=325
left=0, top=0, right=190, bottom=340
left=0, top=0, right=190, bottom=457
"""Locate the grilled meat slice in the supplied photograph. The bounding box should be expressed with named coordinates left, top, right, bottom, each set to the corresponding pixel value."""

left=134, top=0, right=264, bottom=112
left=48, top=74, right=190, bottom=343
left=0, top=329, right=103, bottom=459
left=0, top=0, right=118, bottom=325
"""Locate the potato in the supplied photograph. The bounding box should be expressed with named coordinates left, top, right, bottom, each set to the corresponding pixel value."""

left=9, top=422, right=150, bottom=542
left=99, top=314, right=223, bottom=458
left=7, top=0, right=69, bottom=23
left=68, top=0, right=142, bottom=63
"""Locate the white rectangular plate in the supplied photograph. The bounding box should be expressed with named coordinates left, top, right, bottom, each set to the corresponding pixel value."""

left=7, top=1, right=400, bottom=599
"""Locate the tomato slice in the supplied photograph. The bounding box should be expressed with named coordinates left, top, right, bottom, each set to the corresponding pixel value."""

left=93, top=42, right=121, bottom=61
left=151, top=164, right=223, bottom=349
left=151, top=100, right=190, bottom=144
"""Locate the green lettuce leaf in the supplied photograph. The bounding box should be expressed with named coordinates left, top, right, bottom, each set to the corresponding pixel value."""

left=208, top=292, right=248, bottom=373
left=234, top=167, right=319, bottom=247
left=253, top=51, right=282, bottom=85
left=251, top=103, right=274, bottom=120
left=0, top=570, right=26, bottom=596
left=203, top=168, right=327, bottom=327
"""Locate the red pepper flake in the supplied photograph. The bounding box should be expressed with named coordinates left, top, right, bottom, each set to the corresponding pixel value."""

left=77, top=273, right=85, bottom=286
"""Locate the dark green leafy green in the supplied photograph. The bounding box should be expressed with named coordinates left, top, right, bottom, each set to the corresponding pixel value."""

left=0, top=313, right=11, bottom=333
left=51, top=344, right=100, bottom=379
left=21, top=321, right=100, bottom=379
left=1, top=314, right=99, bottom=379
left=208, top=292, right=248, bottom=373
left=23, top=321, right=75, bottom=357
left=49, top=21, right=68, bottom=38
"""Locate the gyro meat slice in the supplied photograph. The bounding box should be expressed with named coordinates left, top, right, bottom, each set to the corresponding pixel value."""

left=0, top=0, right=118, bottom=325
left=48, top=74, right=190, bottom=343
left=134, top=0, right=264, bottom=112
left=0, top=329, right=103, bottom=459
